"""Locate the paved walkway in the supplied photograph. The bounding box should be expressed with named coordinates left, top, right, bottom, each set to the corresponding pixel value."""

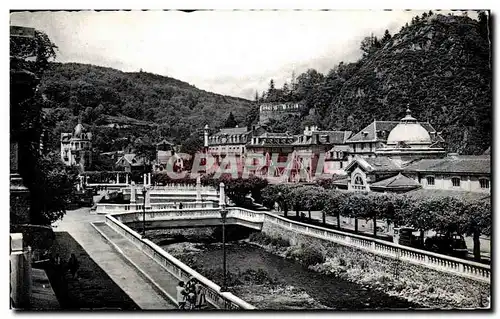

left=93, top=222, right=189, bottom=308
left=53, top=205, right=174, bottom=310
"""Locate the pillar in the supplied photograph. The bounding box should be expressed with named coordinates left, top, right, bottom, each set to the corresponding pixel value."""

left=143, top=173, right=147, bottom=185
left=126, top=174, right=129, bottom=185
left=196, top=176, right=202, bottom=207
left=219, top=182, right=225, bottom=207
left=145, top=188, right=152, bottom=208
left=116, top=173, right=120, bottom=184
left=130, top=185, right=136, bottom=203
left=148, top=173, right=151, bottom=186
left=10, top=233, right=31, bottom=309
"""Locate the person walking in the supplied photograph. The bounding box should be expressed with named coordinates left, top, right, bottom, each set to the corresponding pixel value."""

left=194, top=280, right=207, bottom=310
left=185, top=277, right=196, bottom=309
left=176, top=281, right=187, bottom=310
left=67, top=253, right=80, bottom=279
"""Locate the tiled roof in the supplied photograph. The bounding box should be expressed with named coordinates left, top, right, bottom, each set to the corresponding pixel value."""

left=403, top=155, right=490, bottom=174
left=363, top=156, right=402, bottom=172
left=214, top=127, right=249, bottom=135
left=156, top=139, right=174, bottom=146
left=293, top=131, right=352, bottom=146
left=345, top=156, right=402, bottom=173
left=370, top=173, right=421, bottom=190
left=346, top=120, right=444, bottom=143
left=116, top=154, right=146, bottom=166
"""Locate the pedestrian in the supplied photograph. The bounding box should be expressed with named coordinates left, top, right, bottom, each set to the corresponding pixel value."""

left=67, top=253, right=80, bottom=279
left=176, top=281, right=187, bottom=309
left=185, top=277, right=197, bottom=309
left=53, top=254, right=62, bottom=272
left=179, top=202, right=183, bottom=210
left=194, top=280, right=207, bottom=310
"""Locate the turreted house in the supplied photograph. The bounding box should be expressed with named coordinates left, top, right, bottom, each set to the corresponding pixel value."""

left=60, top=120, right=92, bottom=172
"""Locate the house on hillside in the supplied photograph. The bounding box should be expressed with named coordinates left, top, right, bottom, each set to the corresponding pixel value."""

left=115, top=153, right=148, bottom=173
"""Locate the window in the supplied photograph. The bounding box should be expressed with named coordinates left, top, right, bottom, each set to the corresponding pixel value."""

left=451, top=177, right=461, bottom=187
left=480, top=178, right=490, bottom=189
left=426, top=176, right=435, bottom=186
left=339, top=162, right=343, bottom=169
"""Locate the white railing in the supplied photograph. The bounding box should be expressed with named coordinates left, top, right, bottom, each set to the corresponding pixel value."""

left=96, top=201, right=216, bottom=213
left=109, top=207, right=490, bottom=283
left=260, top=213, right=490, bottom=283
left=105, top=214, right=255, bottom=310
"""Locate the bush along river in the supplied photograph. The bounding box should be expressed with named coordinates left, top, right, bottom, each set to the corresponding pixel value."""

left=144, top=226, right=422, bottom=310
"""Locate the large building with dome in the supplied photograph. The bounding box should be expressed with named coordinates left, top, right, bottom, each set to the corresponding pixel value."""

left=60, top=120, right=92, bottom=171
left=337, top=108, right=490, bottom=194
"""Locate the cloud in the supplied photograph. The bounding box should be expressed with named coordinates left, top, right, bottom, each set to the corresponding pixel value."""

left=10, top=10, right=476, bottom=100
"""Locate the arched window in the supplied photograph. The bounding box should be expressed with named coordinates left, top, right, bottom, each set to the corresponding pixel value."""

left=451, top=177, right=461, bottom=187
left=353, top=174, right=365, bottom=191
left=479, top=178, right=490, bottom=189
left=354, top=175, right=363, bottom=185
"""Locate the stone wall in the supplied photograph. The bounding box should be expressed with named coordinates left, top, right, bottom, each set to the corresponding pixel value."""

left=261, top=221, right=490, bottom=309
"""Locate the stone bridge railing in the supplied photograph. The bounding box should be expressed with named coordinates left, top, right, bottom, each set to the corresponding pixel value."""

left=95, top=201, right=216, bottom=214
left=106, top=207, right=490, bottom=284
left=105, top=213, right=255, bottom=310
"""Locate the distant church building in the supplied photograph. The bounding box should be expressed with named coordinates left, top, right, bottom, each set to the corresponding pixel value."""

left=60, top=120, right=92, bottom=171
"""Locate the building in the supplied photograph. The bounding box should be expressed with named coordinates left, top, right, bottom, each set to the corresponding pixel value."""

left=115, top=153, right=148, bottom=173
left=154, top=139, right=183, bottom=172
left=340, top=108, right=490, bottom=194
left=403, top=155, right=491, bottom=193
left=258, top=102, right=304, bottom=125
left=345, top=108, right=445, bottom=163
left=206, top=123, right=352, bottom=182
left=60, top=120, right=92, bottom=171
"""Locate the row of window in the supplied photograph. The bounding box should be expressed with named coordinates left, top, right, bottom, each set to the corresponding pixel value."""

left=426, top=176, right=490, bottom=189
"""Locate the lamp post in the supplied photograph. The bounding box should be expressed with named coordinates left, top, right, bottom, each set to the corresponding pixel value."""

left=219, top=182, right=228, bottom=292
left=142, top=186, right=147, bottom=237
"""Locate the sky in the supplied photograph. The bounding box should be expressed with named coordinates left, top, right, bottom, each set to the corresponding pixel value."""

left=10, top=10, right=477, bottom=100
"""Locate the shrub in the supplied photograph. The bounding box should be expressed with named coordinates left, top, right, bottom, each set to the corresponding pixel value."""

left=290, top=245, right=326, bottom=267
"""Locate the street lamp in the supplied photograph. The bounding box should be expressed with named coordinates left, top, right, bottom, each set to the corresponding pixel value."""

left=277, top=191, right=282, bottom=214
left=142, top=186, right=147, bottom=237
left=219, top=182, right=228, bottom=292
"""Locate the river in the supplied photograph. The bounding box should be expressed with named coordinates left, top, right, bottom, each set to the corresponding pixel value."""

left=148, top=227, right=420, bottom=310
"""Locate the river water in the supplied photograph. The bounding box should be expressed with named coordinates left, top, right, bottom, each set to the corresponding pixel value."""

left=150, top=228, right=420, bottom=310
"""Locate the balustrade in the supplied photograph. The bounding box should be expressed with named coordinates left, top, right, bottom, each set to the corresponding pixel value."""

left=106, top=204, right=490, bottom=283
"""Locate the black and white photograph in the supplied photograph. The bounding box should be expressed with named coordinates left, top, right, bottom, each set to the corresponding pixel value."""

left=8, top=6, right=492, bottom=312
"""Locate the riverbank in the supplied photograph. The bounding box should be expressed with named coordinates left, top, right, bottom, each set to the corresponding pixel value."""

left=251, top=229, right=489, bottom=309
left=149, top=226, right=420, bottom=310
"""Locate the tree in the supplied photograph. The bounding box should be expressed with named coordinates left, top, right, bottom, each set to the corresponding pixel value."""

left=339, top=193, right=371, bottom=233
left=360, top=34, right=382, bottom=57
left=23, top=153, right=79, bottom=225
left=323, top=190, right=348, bottom=229
left=255, top=91, right=259, bottom=102
left=11, top=28, right=81, bottom=226
left=367, top=193, right=396, bottom=237
left=223, top=112, right=237, bottom=128
left=381, top=29, right=392, bottom=45
left=458, top=199, right=491, bottom=262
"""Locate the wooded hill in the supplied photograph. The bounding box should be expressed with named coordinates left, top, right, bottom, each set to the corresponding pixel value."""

left=38, top=11, right=491, bottom=156
left=254, top=12, right=492, bottom=155
left=38, top=63, right=254, bottom=153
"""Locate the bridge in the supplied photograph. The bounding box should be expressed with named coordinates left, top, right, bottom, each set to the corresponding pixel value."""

left=89, top=182, right=490, bottom=310
left=100, top=206, right=490, bottom=284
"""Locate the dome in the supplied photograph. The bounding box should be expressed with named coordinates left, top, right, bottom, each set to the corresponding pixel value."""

left=386, top=108, right=431, bottom=145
